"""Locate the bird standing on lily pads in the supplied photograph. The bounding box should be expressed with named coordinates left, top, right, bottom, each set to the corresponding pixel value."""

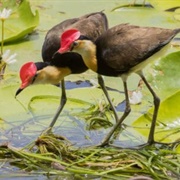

left=57, top=25, right=180, bottom=147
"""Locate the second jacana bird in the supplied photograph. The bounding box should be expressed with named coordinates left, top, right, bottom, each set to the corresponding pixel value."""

left=15, top=12, right=119, bottom=130
left=58, top=24, right=180, bottom=147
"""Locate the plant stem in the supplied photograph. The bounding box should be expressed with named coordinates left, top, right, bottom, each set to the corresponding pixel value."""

left=1, top=20, right=4, bottom=56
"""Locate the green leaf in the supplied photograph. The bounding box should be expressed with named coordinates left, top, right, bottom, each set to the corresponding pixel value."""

left=112, top=0, right=180, bottom=12
left=146, top=51, right=180, bottom=99
left=174, top=8, right=180, bottom=21
left=0, top=0, right=39, bottom=43
left=149, top=0, right=180, bottom=11
left=133, top=91, right=180, bottom=143
left=175, top=144, right=180, bottom=153
left=110, top=2, right=180, bottom=32
left=131, top=50, right=180, bottom=144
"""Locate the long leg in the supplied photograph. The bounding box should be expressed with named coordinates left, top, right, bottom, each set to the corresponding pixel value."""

left=138, top=71, right=160, bottom=145
left=98, top=74, right=119, bottom=122
left=99, top=78, right=131, bottom=146
left=48, top=79, right=67, bottom=128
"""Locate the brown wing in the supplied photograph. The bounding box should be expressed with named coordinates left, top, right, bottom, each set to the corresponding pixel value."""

left=96, top=24, right=179, bottom=75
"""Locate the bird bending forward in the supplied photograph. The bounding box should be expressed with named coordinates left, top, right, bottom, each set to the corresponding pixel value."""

left=15, top=12, right=113, bottom=130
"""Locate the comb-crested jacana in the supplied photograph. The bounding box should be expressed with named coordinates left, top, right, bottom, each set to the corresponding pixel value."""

left=15, top=12, right=119, bottom=129
left=58, top=24, right=180, bottom=147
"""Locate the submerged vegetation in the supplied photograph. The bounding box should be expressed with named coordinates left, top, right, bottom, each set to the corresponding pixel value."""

left=0, top=133, right=180, bottom=180
left=0, top=97, right=180, bottom=179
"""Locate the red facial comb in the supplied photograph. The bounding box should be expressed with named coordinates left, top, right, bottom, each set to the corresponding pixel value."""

left=19, top=62, right=37, bottom=88
left=59, top=29, right=81, bottom=53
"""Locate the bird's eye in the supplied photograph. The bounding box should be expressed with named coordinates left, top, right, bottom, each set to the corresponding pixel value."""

left=70, top=41, right=79, bottom=51
left=73, top=41, right=78, bottom=47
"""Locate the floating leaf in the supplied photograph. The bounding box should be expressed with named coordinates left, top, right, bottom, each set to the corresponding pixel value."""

left=133, top=91, right=180, bottom=143
left=113, top=0, right=180, bottom=11
left=0, top=0, right=39, bottom=43
left=149, top=0, right=180, bottom=11
left=111, top=2, right=180, bottom=32
left=128, top=50, right=180, bottom=145
left=146, top=51, right=180, bottom=99
left=174, top=8, right=180, bottom=21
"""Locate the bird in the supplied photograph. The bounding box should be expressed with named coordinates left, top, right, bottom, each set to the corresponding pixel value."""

left=57, top=24, right=180, bottom=147
left=15, top=12, right=119, bottom=130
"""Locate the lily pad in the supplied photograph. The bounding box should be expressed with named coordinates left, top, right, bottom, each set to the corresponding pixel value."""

left=111, top=0, right=180, bottom=12
left=133, top=91, right=180, bottom=143
left=146, top=51, right=180, bottom=99
left=0, top=0, right=39, bottom=43
left=131, top=51, right=180, bottom=143
left=149, top=0, right=180, bottom=11
left=111, top=6, right=180, bottom=29
left=174, top=8, right=180, bottom=21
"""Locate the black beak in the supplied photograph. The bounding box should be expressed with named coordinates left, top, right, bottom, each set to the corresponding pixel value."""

left=15, top=88, right=23, bottom=98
